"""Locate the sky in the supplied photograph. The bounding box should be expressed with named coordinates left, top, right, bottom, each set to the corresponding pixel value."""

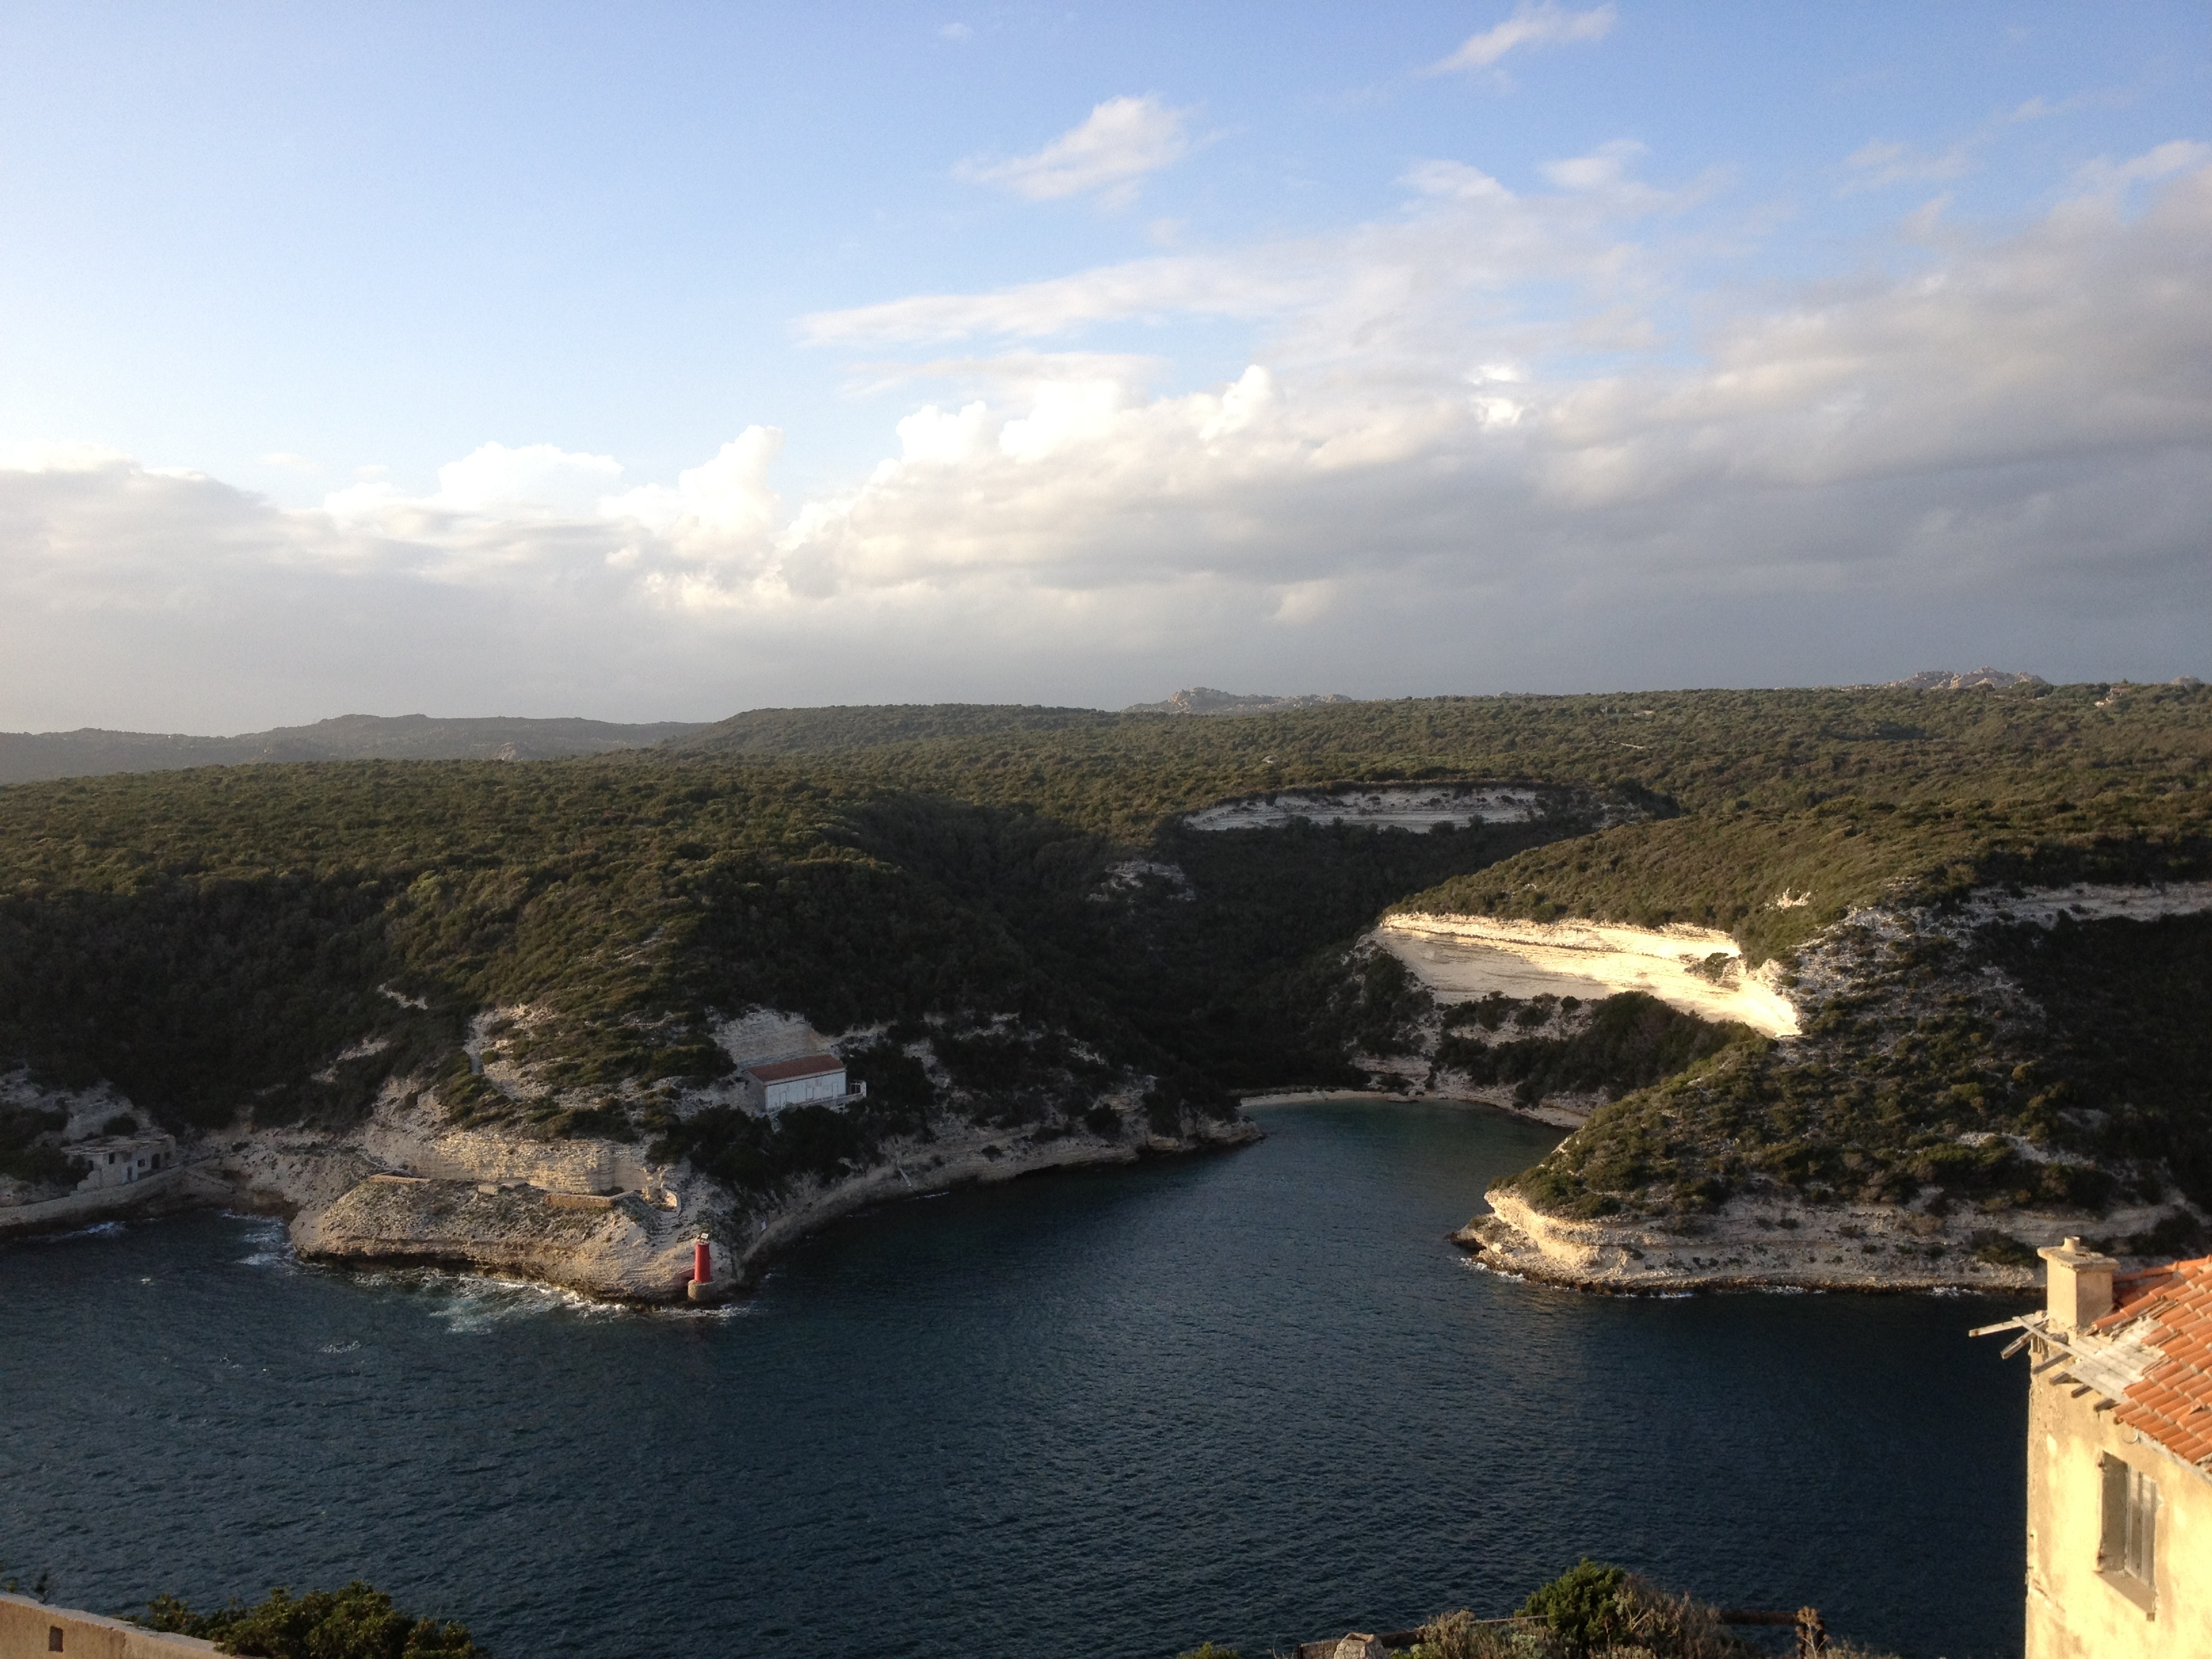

left=1, top=1, right=2207, bottom=731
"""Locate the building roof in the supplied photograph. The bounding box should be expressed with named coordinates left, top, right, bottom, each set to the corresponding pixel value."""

left=743, top=1052, right=845, bottom=1084
left=2092, top=1253, right=2212, bottom=1473
left=67, top=1130, right=174, bottom=1153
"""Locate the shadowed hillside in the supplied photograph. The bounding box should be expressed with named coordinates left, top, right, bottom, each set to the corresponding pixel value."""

left=3, top=680, right=2208, bottom=1258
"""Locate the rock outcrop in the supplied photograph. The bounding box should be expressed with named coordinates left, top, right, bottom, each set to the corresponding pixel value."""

left=3, top=1031, right=1263, bottom=1304
left=1361, top=884, right=2212, bottom=1293
left=1462, top=1188, right=2081, bottom=1293
left=1376, top=913, right=1799, bottom=1036
left=279, top=1107, right=1259, bottom=1303
left=1124, top=687, right=1357, bottom=716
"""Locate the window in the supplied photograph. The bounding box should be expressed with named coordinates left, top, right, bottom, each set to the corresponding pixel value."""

left=2099, top=1454, right=2158, bottom=1591
left=48, top=1627, right=64, bottom=1652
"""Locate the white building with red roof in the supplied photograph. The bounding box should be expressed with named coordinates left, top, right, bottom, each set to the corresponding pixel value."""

left=1978, top=1240, right=2212, bottom=1657
left=741, top=1051, right=861, bottom=1114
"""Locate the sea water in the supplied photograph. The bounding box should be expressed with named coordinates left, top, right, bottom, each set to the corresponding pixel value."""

left=0, top=1103, right=2026, bottom=1658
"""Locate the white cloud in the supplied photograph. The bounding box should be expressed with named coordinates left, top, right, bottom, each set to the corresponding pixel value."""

left=806, top=144, right=1700, bottom=350
left=1427, top=2, right=1616, bottom=75
left=324, top=441, right=624, bottom=524
left=2070, top=138, right=2212, bottom=196
left=799, top=253, right=1315, bottom=344
left=600, top=428, right=783, bottom=552
left=1540, top=140, right=1647, bottom=192
left=1841, top=91, right=2121, bottom=194
left=434, top=441, right=623, bottom=515
left=956, top=94, right=1195, bottom=205
left=838, top=350, right=1167, bottom=401
left=3, top=160, right=2208, bottom=730
left=896, top=401, right=994, bottom=466
left=1843, top=136, right=1979, bottom=192
left=0, top=441, right=134, bottom=473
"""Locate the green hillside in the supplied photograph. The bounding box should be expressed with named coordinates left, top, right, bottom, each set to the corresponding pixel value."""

left=2, top=680, right=2207, bottom=1227
left=663, top=701, right=1115, bottom=759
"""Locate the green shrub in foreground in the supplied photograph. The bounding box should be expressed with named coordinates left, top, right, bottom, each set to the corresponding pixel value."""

left=1404, top=1561, right=1758, bottom=1658
left=138, top=1582, right=483, bottom=1659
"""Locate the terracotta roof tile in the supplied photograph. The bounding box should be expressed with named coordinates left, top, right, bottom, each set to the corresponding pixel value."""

left=2104, top=1256, right=2212, bottom=1473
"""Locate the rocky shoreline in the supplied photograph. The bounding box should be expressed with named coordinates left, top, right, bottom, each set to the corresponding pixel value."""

left=1454, top=1187, right=2165, bottom=1295
left=3, top=1084, right=1261, bottom=1305
left=14, top=1073, right=2182, bottom=1304
left=1246, top=1091, right=2127, bottom=1294
left=285, top=1113, right=1259, bottom=1302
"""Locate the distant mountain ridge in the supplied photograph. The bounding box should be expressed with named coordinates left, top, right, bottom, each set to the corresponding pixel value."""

left=1123, top=687, right=1359, bottom=716
left=0, top=714, right=709, bottom=785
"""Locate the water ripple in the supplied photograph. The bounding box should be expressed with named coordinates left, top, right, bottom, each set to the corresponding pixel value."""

left=0, top=1104, right=2028, bottom=1659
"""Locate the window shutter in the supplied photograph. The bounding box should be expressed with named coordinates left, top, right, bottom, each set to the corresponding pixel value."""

left=2098, top=1455, right=2129, bottom=1570
left=2127, top=1467, right=2157, bottom=1583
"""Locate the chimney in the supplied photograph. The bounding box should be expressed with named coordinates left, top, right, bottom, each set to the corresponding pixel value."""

left=2039, top=1235, right=2117, bottom=1330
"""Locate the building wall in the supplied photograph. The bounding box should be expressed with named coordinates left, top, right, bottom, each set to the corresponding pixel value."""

left=71, top=1134, right=177, bottom=1192
left=762, top=1070, right=846, bottom=1112
left=1, top=1593, right=222, bottom=1659
left=0, top=1164, right=193, bottom=1237
left=2026, top=1364, right=2212, bottom=1659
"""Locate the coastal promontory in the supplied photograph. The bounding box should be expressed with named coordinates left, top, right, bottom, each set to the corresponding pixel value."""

left=3, top=683, right=2208, bottom=1299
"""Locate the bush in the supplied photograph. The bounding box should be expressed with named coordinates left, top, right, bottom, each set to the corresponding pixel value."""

left=1408, top=1572, right=1753, bottom=1659
left=138, top=1582, right=483, bottom=1659
left=1403, top=1610, right=1528, bottom=1658
left=1516, top=1559, right=1629, bottom=1656
left=1971, top=1230, right=2039, bottom=1268
left=1434, top=993, right=1756, bottom=1109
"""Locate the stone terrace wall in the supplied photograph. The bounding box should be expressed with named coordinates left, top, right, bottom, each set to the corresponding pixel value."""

left=1, top=1593, right=220, bottom=1659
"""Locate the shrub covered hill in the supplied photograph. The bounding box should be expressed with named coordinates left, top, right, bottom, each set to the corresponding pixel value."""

left=2, top=681, right=2208, bottom=1275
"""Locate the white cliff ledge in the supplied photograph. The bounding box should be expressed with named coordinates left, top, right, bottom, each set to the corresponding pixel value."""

left=1376, top=913, right=1801, bottom=1038
left=3, top=1073, right=1260, bottom=1303
left=245, top=1094, right=1260, bottom=1303
left=1460, top=1189, right=2194, bottom=1294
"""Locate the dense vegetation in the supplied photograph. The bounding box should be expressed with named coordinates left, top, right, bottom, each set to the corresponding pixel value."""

left=1434, top=991, right=1753, bottom=1109
left=0, top=712, right=704, bottom=785
left=139, top=1581, right=482, bottom=1658
left=674, top=678, right=2212, bottom=843
left=1, top=1103, right=77, bottom=1185
left=0, top=748, right=1586, bottom=1202
left=1502, top=909, right=2212, bottom=1244
left=1, top=681, right=2207, bottom=1227
left=1397, top=792, right=2209, bottom=966
left=1179, top=1557, right=1898, bottom=1659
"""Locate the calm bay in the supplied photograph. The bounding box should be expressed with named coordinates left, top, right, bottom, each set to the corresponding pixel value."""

left=1, top=1103, right=2026, bottom=1657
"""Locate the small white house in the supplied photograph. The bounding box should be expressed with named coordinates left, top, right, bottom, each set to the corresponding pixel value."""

left=741, top=1053, right=861, bottom=1114
left=70, top=1130, right=178, bottom=1191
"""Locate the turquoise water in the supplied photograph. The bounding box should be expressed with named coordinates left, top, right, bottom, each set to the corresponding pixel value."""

left=0, top=1103, right=2028, bottom=1657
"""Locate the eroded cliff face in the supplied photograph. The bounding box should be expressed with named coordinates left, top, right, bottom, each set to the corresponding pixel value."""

left=1375, top=914, right=1799, bottom=1037
left=271, top=1097, right=1256, bottom=1303
left=1360, top=882, right=2212, bottom=1292
left=1465, top=1188, right=2072, bottom=1293
left=291, top=1176, right=697, bottom=1299
left=4, top=1027, right=1258, bottom=1304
